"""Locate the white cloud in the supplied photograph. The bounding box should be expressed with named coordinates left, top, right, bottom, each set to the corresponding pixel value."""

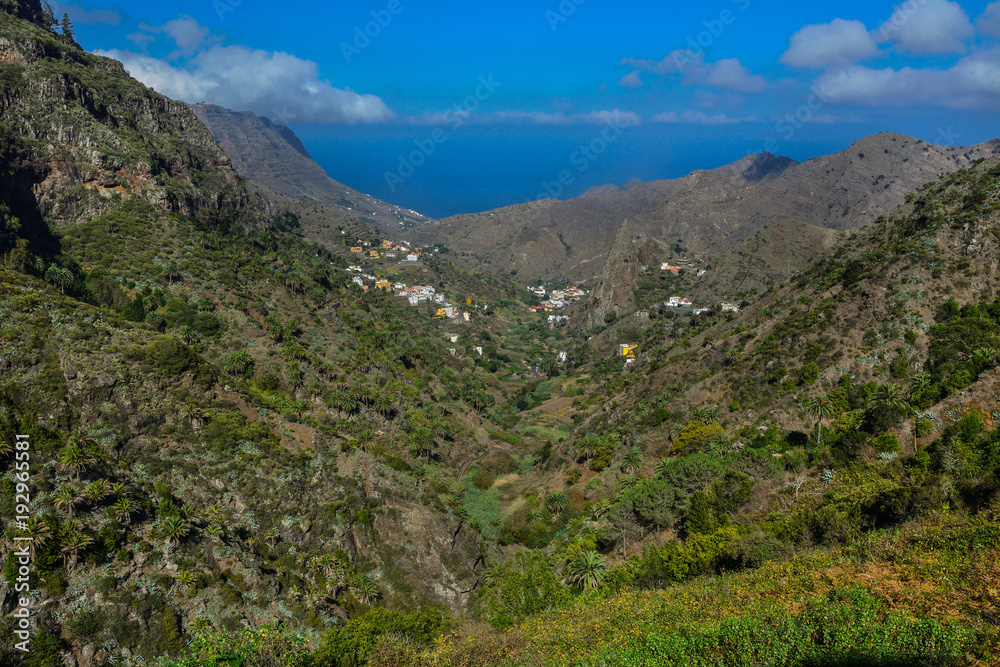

left=814, top=48, right=1000, bottom=109
left=96, top=46, right=393, bottom=124
left=126, top=31, right=156, bottom=48
left=978, top=1, right=1000, bottom=38
left=702, top=58, right=766, bottom=92
left=163, top=16, right=210, bottom=55
left=619, top=54, right=685, bottom=77
left=876, top=0, right=974, bottom=54
left=650, top=110, right=758, bottom=125
left=620, top=52, right=766, bottom=92
left=781, top=19, right=880, bottom=68
left=618, top=71, right=643, bottom=89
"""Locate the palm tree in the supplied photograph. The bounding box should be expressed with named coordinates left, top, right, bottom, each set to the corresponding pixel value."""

left=60, top=532, right=92, bottom=570
left=578, top=438, right=600, bottom=463
left=565, top=550, right=606, bottom=590
left=112, top=497, right=137, bottom=526
left=620, top=446, right=643, bottom=474
left=82, top=478, right=111, bottom=505
left=350, top=576, right=379, bottom=605
left=868, top=383, right=909, bottom=414
left=0, top=439, right=12, bottom=467
left=372, top=392, right=394, bottom=417
left=482, top=563, right=504, bottom=587
left=669, top=423, right=684, bottom=441
left=160, top=516, right=192, bottom=544
left=907, top=372, right=931, bottom=401
left=357, top=429, right=376, bottom=452
left=178, top=324, right=196, bottom=345
left=867, top=383, right=916, bottom=449
left=803, top=395, right=836, bottom=447
left=20, top=518, right=52, bottom=558
left=907, top=373, right=933, bottom=453
left=59, top=444, right=88, bottom=481
left=620, top=475, right=643, bottom=490
left=54, top=485, right=79, bottom=518
left=691, top=407, right=719, bottom=423
left=222, top=350, right=254, bottom=379
left=545, top=491, right=568, bottom=515
left=709, top=433, right=729, bottom=454
left=654, top=458, right=672, bottom=479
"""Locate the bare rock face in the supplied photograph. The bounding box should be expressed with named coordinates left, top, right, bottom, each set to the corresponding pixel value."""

left=577, top=219, right=668, bottom=330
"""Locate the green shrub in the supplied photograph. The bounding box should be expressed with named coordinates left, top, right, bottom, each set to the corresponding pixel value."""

left=872, top=433, right=901, bottom=454
left=146, top=336, right=198, bottom=375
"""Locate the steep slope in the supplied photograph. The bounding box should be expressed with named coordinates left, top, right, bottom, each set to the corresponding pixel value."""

left=405, top=134, right=999, bottom=285
left=0, top=5, right=543, bottom=663
left=189, top=103, right=429, bottom=233
left=575, top=219, right=670, bottom=330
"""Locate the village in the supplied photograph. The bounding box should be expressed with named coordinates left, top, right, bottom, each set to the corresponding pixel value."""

left=340, top=235, right=483, bottom=325
left=526, top=284, right=589, bottom=313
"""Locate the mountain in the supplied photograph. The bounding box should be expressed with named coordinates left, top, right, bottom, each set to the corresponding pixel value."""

left=3, top=1, right=1000, bottom=665
left=188, top=102, right=429, bottom=234
left=404, top=134, right=1000, bottom=286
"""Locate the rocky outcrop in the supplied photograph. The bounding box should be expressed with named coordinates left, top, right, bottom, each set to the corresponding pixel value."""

left=577, top=219, right=667, bottom=330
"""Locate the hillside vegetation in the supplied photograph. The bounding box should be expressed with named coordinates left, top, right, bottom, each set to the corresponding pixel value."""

left=0, top=2, right=999, bottom=666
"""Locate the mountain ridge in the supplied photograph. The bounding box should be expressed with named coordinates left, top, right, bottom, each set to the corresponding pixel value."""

left=188, top=102, right=429, bottom=234
left=404, top=132, right=1000, bottom=286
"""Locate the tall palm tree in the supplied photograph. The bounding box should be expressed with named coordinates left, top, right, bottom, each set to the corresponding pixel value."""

left=578, top=438, right=600, bottom=463
left=907, top=372, right=932, bottom=401
left=620, top=446, right=643, bottom=475
left=372, top=392, right=394, bottom=417
left=222, top=350, right=254, bottom=379
left=565, top=550, right=606, bottom=589
left=112, top=497, right=137, bottom=526
left=21, top=518, right=52, bottom=558
left=59, top=444, right=88, bottom=481
left=545, top=491, right=568, bottom=515
left=803, top=395, right=836, bottom=447
left=60, top=532, right=92, bottom=570
left=54, top=485, right=79, bottom=519
left=867, top=383, right=916, bottom=450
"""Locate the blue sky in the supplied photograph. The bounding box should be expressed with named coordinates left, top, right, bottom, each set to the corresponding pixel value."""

left=55, top=0, right=1000, bottom=216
